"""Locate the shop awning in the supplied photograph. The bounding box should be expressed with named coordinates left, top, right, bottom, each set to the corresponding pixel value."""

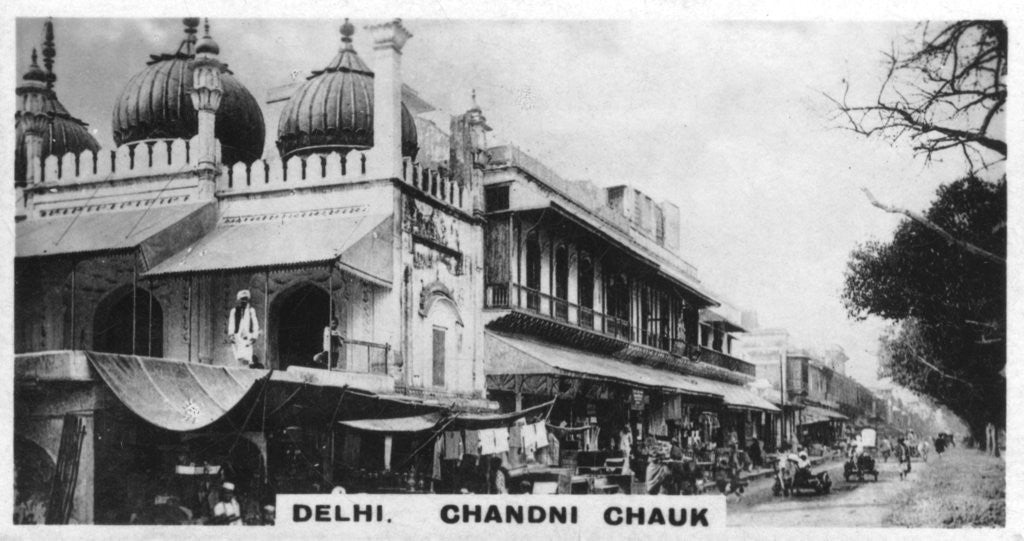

left=144, top=210, right=393, bottom=282
left=16, top=202, right=216, bottom=266
left=800, top=405, right=849, bottom=425
left=702, top=380, right=780, bottom=413
left=86, top=352, right=268, bottom=432
left=338, top=412, right=444, bottom=433
left=448, top=399, right=555, bottom=430
left=485, top=332, right=721, bottom=398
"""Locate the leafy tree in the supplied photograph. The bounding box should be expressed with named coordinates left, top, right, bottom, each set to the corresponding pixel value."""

left=844, top=176, right=1005, bottom=442
left=830, top=21, right=1006, bottom=172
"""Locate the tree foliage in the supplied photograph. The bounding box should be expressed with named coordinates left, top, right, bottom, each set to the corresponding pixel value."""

left=843, top=176, right=1005, bottom=439
left=830, top=21, right=1006, bottom=172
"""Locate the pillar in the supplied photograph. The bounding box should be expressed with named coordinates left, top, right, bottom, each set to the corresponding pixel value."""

left=367, top=19, right=412, bottom=179
left=190, top=22, right=223, bottom=198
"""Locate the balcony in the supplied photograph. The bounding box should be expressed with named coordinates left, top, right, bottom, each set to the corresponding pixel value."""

left=697, top=346, right=756, bottom=377
left=319, top=339, right=392, bottom=375
left=485, top=281, right=631, bottom=342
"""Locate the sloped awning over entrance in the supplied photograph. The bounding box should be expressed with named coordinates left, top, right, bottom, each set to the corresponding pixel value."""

left=485, top=332, right=721, bottom=399
left=700, top=380, right=780, bottom=413
left=338, top=412, right=444, bottom=433
left=143, top=208, right=393, bottom=283
left=16, top=202, right=216, bottom=267
left=800, top=405, right=849, bottom=425
left=86, top=352, right=268, bottom=432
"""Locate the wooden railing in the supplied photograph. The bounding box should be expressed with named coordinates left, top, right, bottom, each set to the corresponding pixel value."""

left=324, top=339, right=391, bottom=375
left=485, top=281, right=631, bottom=342
left=698, top=346, right=756, bottom=377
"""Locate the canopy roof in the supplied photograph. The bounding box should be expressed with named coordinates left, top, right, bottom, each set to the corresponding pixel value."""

left=144, top=209, right=392, bottom=280
left=800, top=404, right=849, bottom=424
left=86, top=351, right=267, bottom=431
left=16, top=203, right=215, bottom=265
left=485, top=331, right=719, bottom=398
left=338, top=412, right=443, bottom=433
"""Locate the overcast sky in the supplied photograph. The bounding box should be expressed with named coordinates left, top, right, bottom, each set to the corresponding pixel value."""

left=15, top=17, right=1004, bottom=388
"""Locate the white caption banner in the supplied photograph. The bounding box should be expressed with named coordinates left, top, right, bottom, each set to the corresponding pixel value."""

left=276, top=494, right=726, bottom=536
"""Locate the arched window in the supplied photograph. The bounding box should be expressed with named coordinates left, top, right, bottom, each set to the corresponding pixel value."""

left=553, top=244, right=569, bottom=320
left=605, top=273, right=629, bottom=340
left=94, top=286, right=163, bottom=357
left=524, top=231, right=541, bottom=311
left=578, top=254, right=594, bottom=328
left=270, top=283, right=330, bottom=370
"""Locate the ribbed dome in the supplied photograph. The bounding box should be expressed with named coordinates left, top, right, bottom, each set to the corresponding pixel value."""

left=15, top=48, right=99, bottom=184
left=276, top=20, right=418, bottom=160
left=112, top=20, right=265, bottom=165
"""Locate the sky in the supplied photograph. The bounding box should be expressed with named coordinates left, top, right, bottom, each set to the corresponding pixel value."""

left=14, top=16, right=1004, bottom=389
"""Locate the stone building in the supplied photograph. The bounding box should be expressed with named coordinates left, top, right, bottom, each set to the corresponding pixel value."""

left=14, top=18, right=491, bottom=524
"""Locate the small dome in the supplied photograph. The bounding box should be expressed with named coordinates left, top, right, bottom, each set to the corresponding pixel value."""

left=111, top=19, right=265, bottom=165
left=276, top=19, right=418, bottom=160
left=196, top=18, right=220, bottom=55
left=15, top=47, right=99, bottom=184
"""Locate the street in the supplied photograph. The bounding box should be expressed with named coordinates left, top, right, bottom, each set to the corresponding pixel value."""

left=728, top=455, right=929, bottom=527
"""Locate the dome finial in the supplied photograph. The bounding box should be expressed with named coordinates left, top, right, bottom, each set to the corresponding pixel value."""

left=196, top=18, right=220, bottom=56
left=341, top=18, right=355, bottom=43
left=180, top=17, right=200, bottom=55
left=42, top=18, right=56, bottom=89
left=23, top=47, right=48, bottom=83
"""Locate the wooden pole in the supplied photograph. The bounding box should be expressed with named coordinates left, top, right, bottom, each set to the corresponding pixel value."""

left=148, top=278, right=153, bottom=356
left=264, top=270, right=270, bottom=368
left=187, top=276, right=192, bottom=363
left=70, top=260, right=76, bottom=349
left=328, top=266, right=333, bottom=369
left=131, top=260, right=137, bottom=355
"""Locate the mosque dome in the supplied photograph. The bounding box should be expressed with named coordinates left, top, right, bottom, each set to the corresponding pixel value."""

left=276, top=19, right=418, bottom=160
left=15, top=28, right=100, bottom=185
left=112, top=19, right=265, bottom=165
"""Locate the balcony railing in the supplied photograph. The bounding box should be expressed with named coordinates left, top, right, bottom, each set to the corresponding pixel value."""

left=485, top=281, right=632, bottom=342
left=323, top=339, right=391, bottom=375
left=698, top=346, right=756, bottom=377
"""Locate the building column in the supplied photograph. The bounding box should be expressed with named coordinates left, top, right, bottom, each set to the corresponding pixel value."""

left=189, top=21, right=223, bottom=199
left=367, top=19, right=412, bottom=179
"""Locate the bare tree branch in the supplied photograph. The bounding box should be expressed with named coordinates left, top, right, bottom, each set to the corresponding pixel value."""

left=860, top=187, right=1005, bottom=265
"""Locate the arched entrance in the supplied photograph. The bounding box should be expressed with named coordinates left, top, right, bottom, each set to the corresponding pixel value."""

left=94, top=286, right=163, bottom=357
left=272, top=283, right=330, bottom=370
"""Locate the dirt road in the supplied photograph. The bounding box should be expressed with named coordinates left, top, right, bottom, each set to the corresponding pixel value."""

left=727, top=455, right=929, bottom=527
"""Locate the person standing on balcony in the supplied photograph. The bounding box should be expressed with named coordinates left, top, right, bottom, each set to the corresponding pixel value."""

left=227, top=290, right=261, bottom=368
left=317, top=317, right=346, bottom=370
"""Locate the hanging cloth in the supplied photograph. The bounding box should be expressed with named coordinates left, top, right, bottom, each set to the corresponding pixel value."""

left=432, top=436, right=443, bottom=480
left=534, top=422, right=549, bottom=449
left=443, top=431, right=464, bottom=460
left=493, top=427, right=510, bottom=453
left=479, top=429, right=497, bottom=455
left=463, top=430, right=481, bottom=456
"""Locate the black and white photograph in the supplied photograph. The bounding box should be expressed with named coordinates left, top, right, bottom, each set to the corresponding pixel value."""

left=4, top=2, right=1014, bottom=537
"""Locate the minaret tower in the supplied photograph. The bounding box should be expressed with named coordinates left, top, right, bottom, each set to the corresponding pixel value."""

left=190, top=18, right=223, bottom=197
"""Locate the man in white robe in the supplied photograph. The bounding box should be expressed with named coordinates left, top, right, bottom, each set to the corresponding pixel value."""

left=227, top=290, right=260, bottom=367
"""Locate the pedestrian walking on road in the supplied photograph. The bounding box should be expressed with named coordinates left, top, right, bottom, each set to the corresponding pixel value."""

left=897, top=438, right=912, bottom=480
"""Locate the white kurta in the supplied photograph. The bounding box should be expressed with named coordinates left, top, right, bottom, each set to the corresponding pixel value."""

left=228, top=306, right=260, bottom=364
left=213, top=499, right=242, bottom=525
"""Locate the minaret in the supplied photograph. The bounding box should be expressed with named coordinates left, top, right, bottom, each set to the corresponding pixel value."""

left=189, top=18, right=223, bottom=197
left=366, top=18, right=412, bottom=179
left=18, top=49, right=50, bottom=185
left=42, top=18, right=57, bottom=90
left=467, top=89, right=492, bottom=167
